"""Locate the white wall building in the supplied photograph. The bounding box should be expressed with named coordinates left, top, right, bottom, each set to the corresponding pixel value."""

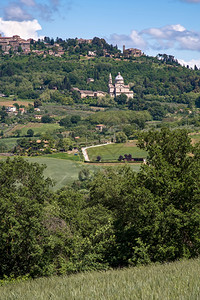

left=108, top=72, right=133, bottom=98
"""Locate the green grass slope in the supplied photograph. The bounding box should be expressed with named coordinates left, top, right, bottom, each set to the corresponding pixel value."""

left=1, top=258, right=200, bottom=300
left=87, top=142, right=147, bottom=162
left=24, top=157, right=101, bottom=190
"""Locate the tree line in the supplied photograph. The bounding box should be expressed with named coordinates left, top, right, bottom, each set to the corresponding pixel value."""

left=0, top=128, right=199, bottom=280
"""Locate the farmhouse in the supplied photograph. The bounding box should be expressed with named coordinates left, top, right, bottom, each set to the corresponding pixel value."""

left=96, top=124, right=106, bottom=132
left=5, top=105, right=17, bottom=113
left=72, top=88, right=106, bottom=99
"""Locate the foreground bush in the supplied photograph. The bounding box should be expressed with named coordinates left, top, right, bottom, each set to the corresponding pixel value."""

left=0, top=128, right=199, bottom=279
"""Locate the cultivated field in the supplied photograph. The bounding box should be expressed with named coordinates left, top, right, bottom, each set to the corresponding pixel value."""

left=87, top=141, right=147, bottom=162
left=6, top=123, right=61, bottom=136
left=24, top=156, right=142, bottom=189
left=23, top=157, right=98, bottom=190
left=0, top=137, right=19, bottom=150
left=0, top=98, right=34, bottom=107
left=1, top=258, right=199, bottom=299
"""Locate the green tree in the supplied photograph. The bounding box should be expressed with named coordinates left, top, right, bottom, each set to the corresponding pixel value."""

left=34, top=99, right=42, bottom=108
left=14, top=129, right=21, bottom=137
left=59, top=116, right=72, bottom=127
left=115, top=131, right=127, bottom=143
left=115, top=93, right=127, bottom=105
left=41, top=115, right=53, bottom=123
left=0, top=158, right=53, bottom=278
left=27, top=129, right=34, bottom=137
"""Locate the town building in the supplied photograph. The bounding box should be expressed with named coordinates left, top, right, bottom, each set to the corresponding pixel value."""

left=123, top=45, right=143, bottom=58
left=72, top=88, right=106, bottom=99
left=0, top=35, right=31, bottom=53
left=108, top=73, right=134, bottom=98
left=96, top=124, right=106, bottom=132
left=5, top=105, right=17, bottom=113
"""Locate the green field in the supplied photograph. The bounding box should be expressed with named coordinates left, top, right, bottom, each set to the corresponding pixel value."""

left=23, top=157, right=101, bottom=190
left=8, top=123, right=61, bottom=136
left=24, top=156, right=142, bottom=189
left=1, top=258, right=199, bottom=299
left=87, top=142, right=147, bottom=162
left=44, top=152, right=81, bottom=161
left=0, top=138, right=19, bottom=151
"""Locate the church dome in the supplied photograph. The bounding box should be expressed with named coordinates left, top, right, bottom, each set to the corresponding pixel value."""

left=115, top=72, right=124, bottom=84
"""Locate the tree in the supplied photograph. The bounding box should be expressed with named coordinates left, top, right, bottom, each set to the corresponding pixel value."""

left=115, top=94, right=127, bottom=105
left=115, top=131, right=127, bottom=143
left=71, top=115, right=81, bottom=124
left=14, top=129, right=21, bottom=137
left=59, top=116, right=72, bottom=127
left=195, top=96, right=200, bottom=108
left=0, top=158, right=53, bottom=278
left=96, top=156, right=101, bottom=162
left=89, top=129, right=200, bottom=266
left=27, top=129, right=34, bottom=137
left=34, top=99, right=42, bottom=108
left=41, top=115, right=53, bottom=123
left=0, top=107, right=8, bottom=123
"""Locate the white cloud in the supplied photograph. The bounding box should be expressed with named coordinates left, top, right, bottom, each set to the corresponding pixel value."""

left=130, top=30, right=147, bottom=48
left=0, top=18, right=42, bottom=40
left=142, top=24, right=187, bottom=40
left=109, top=31, right=147, bottom=50
left=180, top=0, right=200, bottom=3
left=178, top=58, right=200, bottom=68
left=20, top=0, right=36, bottom=6
left=142, top=24, right=200, bottom=52
left=4, top=3, right=32, bottom=21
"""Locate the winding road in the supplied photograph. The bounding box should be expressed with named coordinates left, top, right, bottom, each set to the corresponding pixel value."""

left=81, top=142, right=112, bottom=162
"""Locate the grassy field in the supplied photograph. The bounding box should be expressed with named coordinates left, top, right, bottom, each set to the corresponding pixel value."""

left=24, top=156, right=142, bottom=189
left=1, top=258, right=199, bottom=299
left=7, top=123, right=61, bottom=136
left=23, top=157, right=100, bottom=190
left=44, top=152, right=81, bottom=161
left=87, top=142, right=147, bottom=162
left=0, top=98, right=34, bottom=107
left=0, top=137, right=19, bottom=151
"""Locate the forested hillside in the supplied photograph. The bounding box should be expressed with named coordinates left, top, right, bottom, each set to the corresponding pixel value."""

left=0, top=50, right=200, bottom=107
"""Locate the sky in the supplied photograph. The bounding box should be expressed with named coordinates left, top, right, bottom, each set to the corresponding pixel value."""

left=0, top=0, right=200, bottom=67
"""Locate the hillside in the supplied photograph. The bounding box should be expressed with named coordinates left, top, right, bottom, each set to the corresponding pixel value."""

left=0, top=49, right=200, bottom=108
left=1, top=258, right=199, bottom=300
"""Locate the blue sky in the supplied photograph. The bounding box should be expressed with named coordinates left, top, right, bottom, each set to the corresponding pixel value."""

left=1, top=0, right=200, bottom=66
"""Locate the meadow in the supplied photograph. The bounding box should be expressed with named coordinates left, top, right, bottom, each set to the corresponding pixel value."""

left=7, top=122, right=61, bottom=137
left=87, top=141, right=147, bottom=162
left=23, top=156, right=142, bottom=189
left=22, top=157, right=100, bottom=190
left=0, top=97, right=34, bottom=107
left=0, top=137, right=19, bottom=150
left=1, top=258, right=199, bottom=300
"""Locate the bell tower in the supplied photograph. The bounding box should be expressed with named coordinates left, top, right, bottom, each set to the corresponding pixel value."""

left=108, top=73, right=114, bottom=97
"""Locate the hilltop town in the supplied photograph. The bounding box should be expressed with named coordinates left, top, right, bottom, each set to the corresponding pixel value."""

left=0, top=34, right=143, bottom=59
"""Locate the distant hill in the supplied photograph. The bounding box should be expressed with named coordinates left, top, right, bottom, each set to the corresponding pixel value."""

left=0, top=41, right=200, bottom=107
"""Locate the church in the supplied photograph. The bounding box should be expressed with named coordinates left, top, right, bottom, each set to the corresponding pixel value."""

left=108, top=72, right=133, bottom=99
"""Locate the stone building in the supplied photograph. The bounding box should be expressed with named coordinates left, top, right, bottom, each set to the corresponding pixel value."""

left=72, top=87, right=106, bottom=99
left=0, top=35, right=30, bottom=52
left=108, top=73, right=133, bottom=98
left=123, top=45, right=143, bottom=58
